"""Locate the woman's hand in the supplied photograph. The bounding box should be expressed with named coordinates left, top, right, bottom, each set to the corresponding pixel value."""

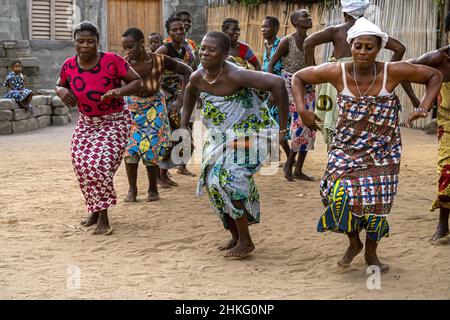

left=171, top=98, right=183, bottom=114
left=56, top=87, right=77, bottom=107
left=299, top=110, right=322, bottom=131
left=101, top=89, right=120, bottom=101
left=407, top=109, right=428, bottom=127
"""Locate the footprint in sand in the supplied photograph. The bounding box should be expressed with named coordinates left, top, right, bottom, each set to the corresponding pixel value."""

left=0, top=218, right=18, bottom=225
left=90, top=246, right=106, bottom=253
left=139, top=247, right=164, bottom=254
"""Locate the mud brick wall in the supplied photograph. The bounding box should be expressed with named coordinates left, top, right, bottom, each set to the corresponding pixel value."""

left=0, top=95, right=74, bottom=135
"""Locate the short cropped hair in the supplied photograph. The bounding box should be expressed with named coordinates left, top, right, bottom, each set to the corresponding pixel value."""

left=290, top=10, right=306, bottom=26
left=122, top=27, right=145, bottom=42
left=175, top=10, right=192, bottom=18
left=204, top=31, right=231, bottom=54
left=149, top=32, right=162, bottom=40
left=73, top=21, right=99, bottom=40
left=165, top=15, right=184, bottom=33
left=222, top=18, right=239, bottom=31
left=264, top=16, right=280, bottom=29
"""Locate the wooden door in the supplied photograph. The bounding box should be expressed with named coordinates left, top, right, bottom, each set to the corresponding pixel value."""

left=107, top=0, right=162, bottom=53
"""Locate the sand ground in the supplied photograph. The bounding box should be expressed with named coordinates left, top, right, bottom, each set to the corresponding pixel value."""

left=0, top=114, right=449, bottom=299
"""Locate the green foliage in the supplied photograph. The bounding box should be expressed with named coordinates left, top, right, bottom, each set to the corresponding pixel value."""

left=229, top=0, right=336, bottom=8
left=234, top=0, right=264, bottom=6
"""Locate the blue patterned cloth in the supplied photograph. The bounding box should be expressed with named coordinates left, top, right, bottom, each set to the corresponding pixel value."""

left=262, top=38, right=289, bottom=140
left=3, top=72, right=32, bottom=103
left=123, top=93, right=170, bottom=166
left=262, top=37, right=282, bottom=75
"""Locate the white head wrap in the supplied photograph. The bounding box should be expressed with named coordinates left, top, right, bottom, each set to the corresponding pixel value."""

left=341, top=0, right=370, bottom=19
left=346, top=17, right=389, bottom=48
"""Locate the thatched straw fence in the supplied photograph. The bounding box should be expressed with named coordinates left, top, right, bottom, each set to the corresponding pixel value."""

left=206, top=0, right=442, bottom=128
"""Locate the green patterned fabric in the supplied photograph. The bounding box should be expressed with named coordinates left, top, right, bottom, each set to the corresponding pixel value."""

left=197, top=87, right=278, bottom=229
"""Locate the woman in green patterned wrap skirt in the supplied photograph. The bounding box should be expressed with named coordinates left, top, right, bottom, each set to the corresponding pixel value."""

left=180, top=31, right=289, bottom=258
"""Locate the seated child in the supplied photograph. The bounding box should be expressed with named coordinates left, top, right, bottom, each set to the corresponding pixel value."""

left=3, top=61, right=33, bottom=111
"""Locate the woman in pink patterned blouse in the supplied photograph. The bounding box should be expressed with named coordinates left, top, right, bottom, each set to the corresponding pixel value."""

left=56, top=21, right=142, bottom=235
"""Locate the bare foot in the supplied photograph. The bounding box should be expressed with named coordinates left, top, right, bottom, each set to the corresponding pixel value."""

left=80, top=212, right=99, bottom=227
left=218, top=238, right=238, bottom=251
left=157, top=178, right=172, bottom=188
left=124, top=189, right=138, bottom=202
left=93, top=221, right=113, bottom=235
left=431, top=224, right=449, bottom=242
left=365, top=254, right=389, bottom=273
left=147, top=190, right=160, bottom=202
left=164, top=176, right=179, bottom=187
left=225, top=241, right=255, bottom=258
left=177, top=167, right=196, bottom=177
left=293, top=172, right=315, bottom=181
left=283, top=163, right=294, bottom=182
left=337, top=240, right=364, bottom=268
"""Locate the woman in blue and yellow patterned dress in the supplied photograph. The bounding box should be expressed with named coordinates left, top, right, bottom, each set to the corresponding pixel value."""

left=181, top=32, right=289, bottom=258
left=121, top=27, right=192, bottom=202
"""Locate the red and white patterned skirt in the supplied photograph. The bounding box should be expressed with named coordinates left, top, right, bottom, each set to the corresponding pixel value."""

left=71, top=109, right=131, bottom=213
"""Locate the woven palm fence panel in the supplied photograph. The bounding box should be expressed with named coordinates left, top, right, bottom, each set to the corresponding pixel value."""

left=206, top=0, right=439, bottom=128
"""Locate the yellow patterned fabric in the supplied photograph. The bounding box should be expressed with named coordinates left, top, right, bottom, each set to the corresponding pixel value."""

left=123, top=93, right=170, bottom=166
left=431, top=82, right=450, bottom=211
left=317, top=179, right=390, bottom=242
left=228, top=56, right=253, bottom=70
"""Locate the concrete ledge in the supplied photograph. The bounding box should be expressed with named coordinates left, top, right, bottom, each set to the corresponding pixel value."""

left=0, top=96, right=72, bottom=135
left=0, top=121, right=12, bottom=134
left=52, top=115, right=69, bottom=126
left=39, top=89, right=57, bottom=97
left=51, top=96, right=65, bottom=106
left=0, top=57, right=39, bottom=67
left=38, top=116, right=51, bottom=128
left=28, top=118, right=38, bottom=131
left=13, top=109, right=29, bottom=121
left=0, top=99, right=19, bottom=110
left=15, top=40, right=30, bottom=49
left=53, top=106, right=69, bottom=116
left=12, top=119, right=28, bottom=133
left=3, top=42, right=16, bottom=49
left=31, top=95, right=49, bottom=107
left=0, top=110, right=12, bottom=121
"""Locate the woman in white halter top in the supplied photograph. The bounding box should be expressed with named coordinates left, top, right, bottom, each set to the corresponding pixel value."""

left=291, top=18, right=442, bottom=273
